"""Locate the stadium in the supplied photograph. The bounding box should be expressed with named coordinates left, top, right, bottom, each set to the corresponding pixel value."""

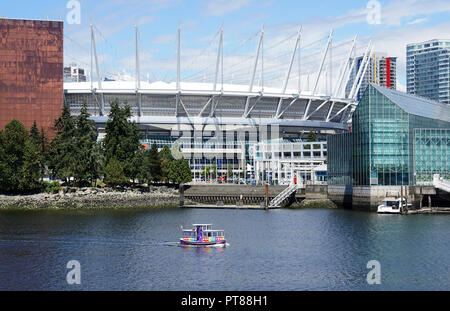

left=64, top=23, right=372, bottom=182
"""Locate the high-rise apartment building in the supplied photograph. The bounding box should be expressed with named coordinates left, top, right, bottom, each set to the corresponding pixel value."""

left=64, top=64, right=87, bottom=82
left=0, top=18, right=63, bottom=135
left=345, top=53, right=397, bottom=101
left=406, top=39, right=450, bottom=104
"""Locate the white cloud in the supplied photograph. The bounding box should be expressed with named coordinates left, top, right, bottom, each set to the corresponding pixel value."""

left=380, top=0, right=450, bottom=26
left=406, top=17, right=427, bottom=25
left=203, top=0, right=252, bottom=16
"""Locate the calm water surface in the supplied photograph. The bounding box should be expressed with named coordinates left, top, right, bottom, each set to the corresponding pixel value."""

left=0, top=208, right=449, bottom=290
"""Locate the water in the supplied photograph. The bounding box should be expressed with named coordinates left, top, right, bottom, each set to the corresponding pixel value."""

left=0, top=207, right=449, bottom=290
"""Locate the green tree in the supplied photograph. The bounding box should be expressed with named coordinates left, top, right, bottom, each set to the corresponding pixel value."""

left=30, top=121, right=40, bottom=146
left=39, top=126, right=49, bottom=178
left=29, top=121, right=48, bottom=181
left=73, top=102, right=101, bottom=186
left=103, top=100, right=143, bottom=182
left=19, top=139, right=42, bottom=192
left=49, top=105, right=76, bottom=185
left=0, top=120, right=29, bottom=192
left=159, top=145, right=174, bottom=182
left=167, top=158, right=192, bottom=185
left=307, top=130, right=317, bottom=142
left=202, top=164, right=216, bottom=181
left=104, top=157, right=128, bottom=187
left=0, top=130, right=6, bottom=192
left=147, top=142, right=162, bottom=182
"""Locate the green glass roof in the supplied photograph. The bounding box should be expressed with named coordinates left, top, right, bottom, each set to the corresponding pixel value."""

left=370, top=84, right=450, bottom=123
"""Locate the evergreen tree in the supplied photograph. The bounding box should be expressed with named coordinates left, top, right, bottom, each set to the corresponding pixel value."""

left=159, top=145, right=174, bottom=182
left=307, top=130, right=317, bottom=142
left=39, top=126, right=49, bottom=179
left=28, top=121, right=47, bottom=182
left=147, top=142, right=162, bottom=182
left=103, top=100, right=143, bottom=182
left=30, top=121, right=40, bottom=146
left=19, top=139, right=42, bottom=192
left=104, top=157, right=127, bottom=187
left=73, top=102, right=100, bottom=186
left=49, top=105, right=76, bottom=185
left=0, top=130, right=6, bottom=192
left=167, top=158, right=192, bottom=185
left=0, top=120, right=30, bottom=192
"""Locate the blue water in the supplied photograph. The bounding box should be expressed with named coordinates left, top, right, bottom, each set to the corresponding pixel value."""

left=0, top=208, right=449, bottom=290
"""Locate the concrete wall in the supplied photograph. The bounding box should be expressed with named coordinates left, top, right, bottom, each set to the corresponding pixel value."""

left=327, top=185, right=353, bottom=208
left=328, top=184, right=437, bottom=211
left=305, top=185, right=328, bottom=200
left=184, top=184, right=305, bottom=204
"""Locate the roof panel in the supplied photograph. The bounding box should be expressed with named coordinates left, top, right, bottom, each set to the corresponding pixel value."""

left=371, top=84, right=450, bottom=123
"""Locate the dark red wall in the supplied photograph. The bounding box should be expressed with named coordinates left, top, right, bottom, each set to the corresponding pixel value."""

left=0, top=18, right=63, bottom=137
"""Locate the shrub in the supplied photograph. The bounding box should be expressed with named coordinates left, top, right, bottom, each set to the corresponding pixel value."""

left=41, top=181, right=61, bottom=194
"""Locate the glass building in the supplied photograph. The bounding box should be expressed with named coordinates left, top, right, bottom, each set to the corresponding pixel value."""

left=406, top=39, right=450, bottom=104
left=328, top=84, right=450, bottom=186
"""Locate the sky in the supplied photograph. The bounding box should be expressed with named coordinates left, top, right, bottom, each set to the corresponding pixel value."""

left=2, top=0, right=450, bottom=93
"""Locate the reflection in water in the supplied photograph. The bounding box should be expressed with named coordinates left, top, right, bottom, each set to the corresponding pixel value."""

left=179, top=244, right=227, bottom=255
left=0, top=208, right=449, bottom=290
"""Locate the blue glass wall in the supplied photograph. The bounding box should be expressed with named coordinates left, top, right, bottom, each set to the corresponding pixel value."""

left=328, top=84, right=450, bottom=186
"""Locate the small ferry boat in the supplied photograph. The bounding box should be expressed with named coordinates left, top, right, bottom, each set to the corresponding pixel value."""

left=180, top=224, right=226, bottom=246
left=377, top=197, right=412, bottom=214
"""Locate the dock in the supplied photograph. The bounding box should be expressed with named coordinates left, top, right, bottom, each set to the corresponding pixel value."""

left=181, top=204, right=279, bottom=210
left=406, top=207, right=450, bottom=215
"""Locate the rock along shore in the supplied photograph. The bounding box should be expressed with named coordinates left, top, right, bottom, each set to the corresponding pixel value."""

left=289, top=198, right=338, bottom=209
left=0, top=186, right=182, bottom=209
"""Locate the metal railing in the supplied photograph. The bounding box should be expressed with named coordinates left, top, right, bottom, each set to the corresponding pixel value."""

left=269, top=183, right=298, bottom=208
left=433, top=174, right=450, bottom=193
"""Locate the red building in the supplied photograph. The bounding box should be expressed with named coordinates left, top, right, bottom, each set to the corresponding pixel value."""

left=0, top=18, right=63, bottom=136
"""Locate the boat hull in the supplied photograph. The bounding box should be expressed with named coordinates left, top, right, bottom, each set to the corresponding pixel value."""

left=180, top=239, right=227, bottom=246
left=377, top=206, right=402, bottom=214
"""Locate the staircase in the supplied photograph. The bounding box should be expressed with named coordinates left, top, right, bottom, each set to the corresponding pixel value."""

left=433, top=174, right=450, bottom=193
left=269, top=183, right=298, bottom=208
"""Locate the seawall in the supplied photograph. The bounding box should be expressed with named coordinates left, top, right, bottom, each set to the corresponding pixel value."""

left=0, top=186, right=181, bottom=209
left=184, top=184, right=305, bottom=205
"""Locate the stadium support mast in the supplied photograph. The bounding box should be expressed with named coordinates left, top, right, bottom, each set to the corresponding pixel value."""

left=176, top=21, right=181, bottom=116
left=135, top=18, right=142, bottom=116
left=354, top=43, right=373, bottom=100
left=177, top=21, right=181, bottom=91
left=312, top=29, right=333, bottom=95
left=334, top=35, right=357, bottom=98
left=249, top=25, right=264, bottom=93
left=275, top=26, right=302, bottom=118
left=349, top=41, right=371, bottom=99
left=243, top=25, right=264, bottom=118
left=90, top=18, right=104, bottom=116
left=135, top=18, right=141, bottom=90
left=213, top=22, right=224, bottom=92
left=302, top=29, right=333, bottom=121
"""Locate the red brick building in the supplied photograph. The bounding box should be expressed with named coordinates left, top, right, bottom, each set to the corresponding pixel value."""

left=0, top=18, right=63, bottom=136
